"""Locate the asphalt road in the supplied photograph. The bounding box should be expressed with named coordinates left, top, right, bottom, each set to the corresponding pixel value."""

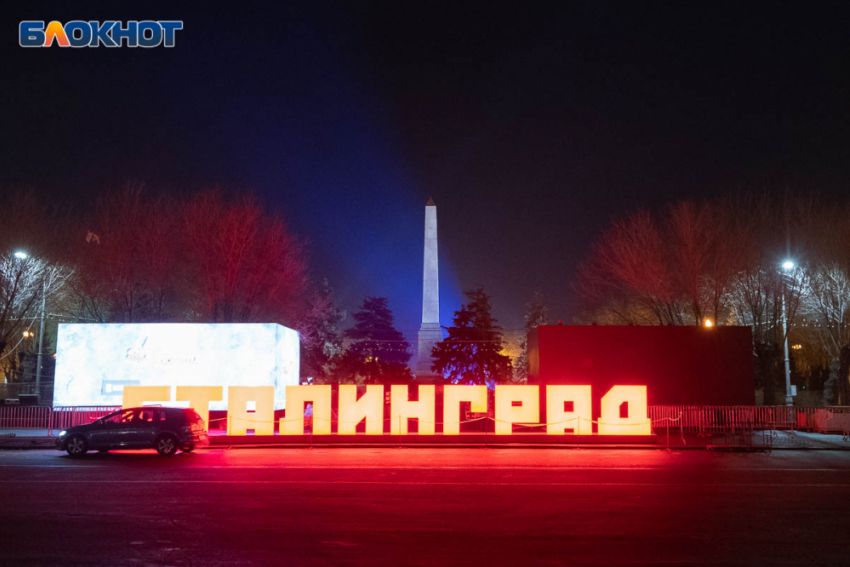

left=1, top=448, right=848, bottom=566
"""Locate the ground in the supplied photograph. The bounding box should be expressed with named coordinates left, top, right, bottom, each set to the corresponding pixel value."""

left=1, top=448, right=848, bottom=566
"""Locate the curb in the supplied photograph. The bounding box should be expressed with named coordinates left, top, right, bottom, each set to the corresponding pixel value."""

left=2, top=438, right=848, bottom=451
left=201, top=442, right=849, bottom=451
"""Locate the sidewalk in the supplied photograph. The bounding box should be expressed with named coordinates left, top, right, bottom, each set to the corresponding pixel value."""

left=3, top=428, right=848, bottom=450
left=770, top=430, right=850, bottom=449
left=0, top=429, right=58, bottom=448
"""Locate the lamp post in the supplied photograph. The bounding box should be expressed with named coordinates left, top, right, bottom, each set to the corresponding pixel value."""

left=781, top=260, right=795, bottom=407
left=35, top=281, right=46, bottom=401
left=14, top=251, right=46, bottom=403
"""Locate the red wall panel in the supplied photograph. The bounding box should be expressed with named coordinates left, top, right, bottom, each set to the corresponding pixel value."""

left=528, top=326, right=755, bottom=412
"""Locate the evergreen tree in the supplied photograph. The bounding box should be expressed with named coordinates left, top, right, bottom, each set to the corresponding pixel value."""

left=514, top=291, right=549, bottom=383
left=299, top=279, right=346, bottom=384
left=432, top=287, right=512, bottom=386
left=340, top=297, right=412, bottom=384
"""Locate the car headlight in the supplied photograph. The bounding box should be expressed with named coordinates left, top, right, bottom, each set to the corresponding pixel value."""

left=59, top=430, right=67, bottom=436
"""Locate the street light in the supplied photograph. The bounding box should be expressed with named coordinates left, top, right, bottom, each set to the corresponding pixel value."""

left=781, top=260, right=795, bottom=406
left=13, top=249, right=45, bottom=402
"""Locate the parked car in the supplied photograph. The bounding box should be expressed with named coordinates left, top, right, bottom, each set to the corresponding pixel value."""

left=56, top=406, right=208, bottom=457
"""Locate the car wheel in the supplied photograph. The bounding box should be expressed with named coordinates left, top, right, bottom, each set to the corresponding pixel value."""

left=65, top=435, right=88, bottom=457
left=155, top=434, right=178, bottom=456
left=180, top=443, right=195, bottom=453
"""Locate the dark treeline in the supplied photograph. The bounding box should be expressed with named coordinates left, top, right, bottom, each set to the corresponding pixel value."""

left=5, top=186, right=848, bottom=405
left=2, top=186, right=309, bottom=326
left=0, top=186, right=517, bottom=390
left=0, top=186, right=330, bottom=383
left=575, top=194, right=850, bottom=406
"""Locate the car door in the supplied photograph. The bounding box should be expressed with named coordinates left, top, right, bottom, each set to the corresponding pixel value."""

left=130, top=407, right=167, bottom=447
left=88, top=409, right=138, bottom=449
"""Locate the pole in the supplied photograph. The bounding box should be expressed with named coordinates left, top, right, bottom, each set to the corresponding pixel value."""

left=35, top=280, right=46, bottom=403
left=782, top=292, right=793, bottom=407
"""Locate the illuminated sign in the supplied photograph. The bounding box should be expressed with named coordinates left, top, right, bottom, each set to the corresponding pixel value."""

left=54, top=323, right=300, bottom=410
left=123, top=384, right=651, bottom=436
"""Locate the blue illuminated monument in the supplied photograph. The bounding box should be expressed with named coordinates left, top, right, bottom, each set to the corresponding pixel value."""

left=415, top=197, right=443, bottom=379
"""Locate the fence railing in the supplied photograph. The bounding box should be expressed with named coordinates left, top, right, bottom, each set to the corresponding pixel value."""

left=796, top=407, right=850, bottom=434
left=0, top=406, right=120, bottom=434
left=0, top=406, right=52, bottom=429
left=1, top=405, right=848, bottom=437
left=50, top=406, right=122, bottom=430
left=649, top=405, right=800, bottom=435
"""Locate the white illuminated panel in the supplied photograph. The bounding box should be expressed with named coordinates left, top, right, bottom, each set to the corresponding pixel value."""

left=53, top=323, right=299, bottom=410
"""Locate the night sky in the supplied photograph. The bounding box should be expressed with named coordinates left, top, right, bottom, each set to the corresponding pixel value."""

left=3, top=2, right=850, bottom=334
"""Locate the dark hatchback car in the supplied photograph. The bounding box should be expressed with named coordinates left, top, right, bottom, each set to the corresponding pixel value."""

left=56, top=406, right=207, bottom=457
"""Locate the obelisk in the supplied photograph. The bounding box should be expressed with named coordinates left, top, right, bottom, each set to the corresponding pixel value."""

left=415, top=197, right=442, bottom=379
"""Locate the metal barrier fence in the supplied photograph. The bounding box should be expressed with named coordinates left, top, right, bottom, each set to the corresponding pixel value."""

left=0, top=405, right=847, bottom=437
left=0, top=406, right=120, bottom=433
left=649, top=405, right=799, bottom=435
left=796, top=407, right=850, bottom=435
left=754, top=406, right=798, bottom=429
left=0, top=405, right=52, bottom=429
left=50, top=406, right=122, bottom=430
left=650, top=406, right=701, bottom=433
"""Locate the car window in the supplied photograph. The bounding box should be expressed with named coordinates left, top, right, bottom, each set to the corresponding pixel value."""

left=138, top=408, right=167, bottom=423
left=101, top=409, right=136, bottom=424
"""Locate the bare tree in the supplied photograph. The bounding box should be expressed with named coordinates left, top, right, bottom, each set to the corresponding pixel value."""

left=794, top=201, right=850, bottom=404
left=0, top=253, right=73, bottom=380
left=0, top=188, right=74, bottom=380
left=66, top=185, right=183, bottom=323
left=183, top=191, right=307, bottom=324
left=577, top=193, right=819, bottom=404
left=577, top=210, right=684, bottom=325
left=667, top=200, right=744, bottom=325
left=578, top=201, right=741, bottom=326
